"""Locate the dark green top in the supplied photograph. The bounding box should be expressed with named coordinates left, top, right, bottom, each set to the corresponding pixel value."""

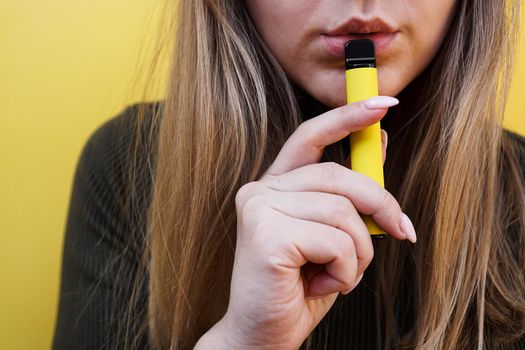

left=52, top=97, right=525, bottom=349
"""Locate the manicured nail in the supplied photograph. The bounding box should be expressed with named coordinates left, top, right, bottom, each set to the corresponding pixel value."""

left=400, top=213, right=417, bottom=243
left=381, top=129, right=388, bottom=147
left=363, top=96, right=399, bottom=110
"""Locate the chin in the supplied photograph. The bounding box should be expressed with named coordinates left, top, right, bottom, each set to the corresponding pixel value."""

left=312, top=83, right=404, bottom=109
left=302, top=78, right=348, bottom=108
left=294, top=66, right=407, bottom=108
left=377, top=66, right=408, bottom=97
left=316, top=88, right=347, bottom=108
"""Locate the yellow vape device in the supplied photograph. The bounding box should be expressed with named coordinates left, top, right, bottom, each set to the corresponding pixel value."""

left=345, top=39, right=386, bottom=239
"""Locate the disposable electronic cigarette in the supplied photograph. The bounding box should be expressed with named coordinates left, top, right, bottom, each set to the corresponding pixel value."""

left=345, top=39, right=386, bottom=239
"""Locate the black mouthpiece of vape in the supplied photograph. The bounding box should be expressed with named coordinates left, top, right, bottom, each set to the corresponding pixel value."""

left=345, top=39, right=376, bottom=69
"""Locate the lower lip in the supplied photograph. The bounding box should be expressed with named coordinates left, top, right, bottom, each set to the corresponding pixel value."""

left=321, top=32, right=398, bottom=59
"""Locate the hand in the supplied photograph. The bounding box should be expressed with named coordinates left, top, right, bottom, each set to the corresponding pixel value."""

left=196, top=96, right=417, bottom=350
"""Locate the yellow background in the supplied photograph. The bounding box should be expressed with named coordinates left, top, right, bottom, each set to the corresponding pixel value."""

left=0, top=1, right=524, bottom=349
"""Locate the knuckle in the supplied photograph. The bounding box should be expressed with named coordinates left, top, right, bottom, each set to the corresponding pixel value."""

left=339, top=280, right=353, bottom=291
left=238, top=206, right=274, bottom=243
left=251, top=220, right=288, bottom=256
left=336, top=236, right=355, bottom=267
left=339, top=271, right=355, bottom=290
left=340, top=239, right=355, bottom=260
left=377, top=190, right=393, bottom=212
left=358, top=100, right=370, bottom=113
left=235, top=181, right=259, bottom=208
left=329, top=236, right=357, bottom=290
left=332, top=195, right=354, bottom=217
left=344, top=280, right=355, bottom=291
left=337, top=104, right=351, bottom=120
left=241, top=194, right=265, bottom=215
left=340, top=238, right=359, bottom=286
left=297, top=119, right=315, bottom=136
left=377, top=190, right=402, bottom=218
left=250, top=220, right=271, bottom=242
left=362, top=246, right=375, bottom=266
left=319, top=162, right=342, bottom=182
left=259, top=172, right=276, bottom=183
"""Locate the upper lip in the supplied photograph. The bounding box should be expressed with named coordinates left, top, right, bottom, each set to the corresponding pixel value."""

left=325, top=17, right=396, bottom=35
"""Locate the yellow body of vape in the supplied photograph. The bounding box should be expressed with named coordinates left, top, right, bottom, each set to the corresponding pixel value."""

left=345, top=40, right=386, bottom=239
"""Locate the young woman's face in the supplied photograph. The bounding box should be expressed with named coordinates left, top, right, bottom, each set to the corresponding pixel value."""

left=246, top=1, right=457, bottom=107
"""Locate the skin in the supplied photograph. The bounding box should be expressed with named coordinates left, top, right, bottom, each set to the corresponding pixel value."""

left=246, top=1, right=457, bottom=107
left=195, top=1, right=457, bottom=349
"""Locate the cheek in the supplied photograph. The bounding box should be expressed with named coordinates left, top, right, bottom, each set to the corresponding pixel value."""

left=377, top=45, right=425, bottom=97
left=378, top=0, right=458, bottom=96
left=245, top=2, right=320, bottom=89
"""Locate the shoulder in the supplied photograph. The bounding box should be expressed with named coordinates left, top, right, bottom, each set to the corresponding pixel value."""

left=504, top=129, right=525, bottom=150
left=54, top=102, right=162, bottom=350
left=77, top=101, right=163, bottom=196
left=69, top=100, right=163, bottom=248
left=503, top=129, right=525, bottom=176
left=80, top=101, right=163, bottom=171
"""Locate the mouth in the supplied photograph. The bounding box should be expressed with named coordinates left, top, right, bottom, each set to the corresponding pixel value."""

left=321, top=17, right=398, bottom=59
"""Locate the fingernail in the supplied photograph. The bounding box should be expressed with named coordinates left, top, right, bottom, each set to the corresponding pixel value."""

left=400, top=213, right=417, bottom=243
left=381, top=129, right=388, bottom=147
left=363, top=96, right=399, bottom=110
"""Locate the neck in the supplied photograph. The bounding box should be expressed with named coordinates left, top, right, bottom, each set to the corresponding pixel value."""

left=292, top=83, right=331, bottom=122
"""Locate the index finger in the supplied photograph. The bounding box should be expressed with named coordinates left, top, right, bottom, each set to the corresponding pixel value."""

left=264, top=96, right=398, bottom=177
left=262, top=162, right=408, bottom=241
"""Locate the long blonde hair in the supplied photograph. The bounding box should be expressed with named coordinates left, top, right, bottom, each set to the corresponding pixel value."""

left=122, top=0, right=525, bottom=348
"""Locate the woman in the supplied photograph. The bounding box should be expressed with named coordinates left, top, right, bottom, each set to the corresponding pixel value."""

left=53, top=0, right=525, bottom=349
